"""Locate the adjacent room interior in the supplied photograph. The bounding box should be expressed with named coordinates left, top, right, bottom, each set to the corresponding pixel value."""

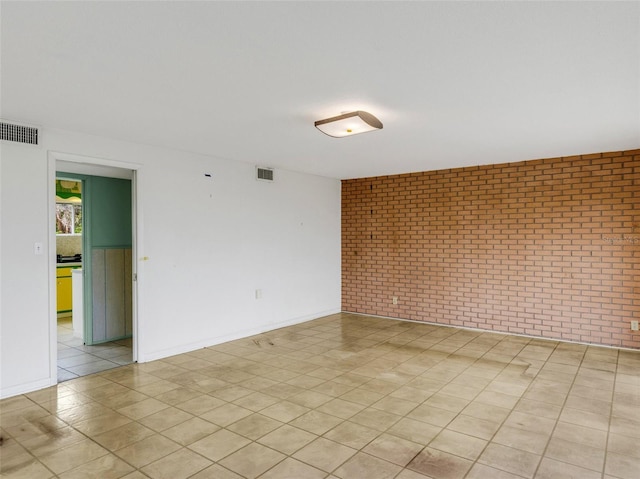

left=1, top=2, right=639, bottom=479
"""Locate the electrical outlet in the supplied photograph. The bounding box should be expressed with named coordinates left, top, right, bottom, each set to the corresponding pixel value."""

left=392, top=296, right=398, bottom=305
left=631, top=320, right=639, bottom=331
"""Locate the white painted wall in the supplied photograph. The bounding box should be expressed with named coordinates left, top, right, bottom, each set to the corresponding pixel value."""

left=0, top=127, right=341, bottom=398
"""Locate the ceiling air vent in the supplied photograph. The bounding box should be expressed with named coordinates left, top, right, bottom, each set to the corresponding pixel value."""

left=0, top=121, right=39, bottom=145
left=256, top=166, right=274, bottom=182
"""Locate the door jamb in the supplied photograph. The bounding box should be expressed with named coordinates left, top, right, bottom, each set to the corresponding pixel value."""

left=47, top=151, right=142, bottom=385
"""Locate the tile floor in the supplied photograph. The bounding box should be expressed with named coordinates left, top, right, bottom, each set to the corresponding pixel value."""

left=57, top=317, right=133, bottom=382
left=2, top=312, right=639, bottom=478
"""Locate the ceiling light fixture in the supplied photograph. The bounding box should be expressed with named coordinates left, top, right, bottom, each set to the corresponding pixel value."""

left=314, top=110, right=383, bottom=138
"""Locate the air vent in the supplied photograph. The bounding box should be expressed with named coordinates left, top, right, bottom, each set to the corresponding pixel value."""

left=256, top=167, right=274, bottom=182
left=0, top=121, right=39, bottom=145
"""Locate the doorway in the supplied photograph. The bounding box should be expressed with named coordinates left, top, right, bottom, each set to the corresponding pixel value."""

left=49, top=153, right=139, bottom=384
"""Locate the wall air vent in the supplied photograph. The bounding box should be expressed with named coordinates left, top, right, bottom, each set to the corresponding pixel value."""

left=0, top=121, right=39, bottom=145
left=256, top=167, right=274, bottom=182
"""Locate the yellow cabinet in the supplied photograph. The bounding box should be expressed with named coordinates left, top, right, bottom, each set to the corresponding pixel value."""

left=57, top=266, right=79, bottom=314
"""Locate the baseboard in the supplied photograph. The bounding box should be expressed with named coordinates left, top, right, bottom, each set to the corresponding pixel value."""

left=1, top=376, right=56, bottom=400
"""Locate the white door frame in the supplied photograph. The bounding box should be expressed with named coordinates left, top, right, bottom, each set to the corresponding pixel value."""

left=48, top=151, right=142, bottom=384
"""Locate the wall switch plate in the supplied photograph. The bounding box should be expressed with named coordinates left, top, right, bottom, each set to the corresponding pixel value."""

left=34, top=242, right=43, bottom=255
left=631, top=320, right=639, bottom=331
left=392, top=296, right=398, bottom=305
left=255, top=289, right=262, bottom=299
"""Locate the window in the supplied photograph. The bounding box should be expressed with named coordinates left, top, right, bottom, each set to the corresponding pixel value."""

left=56, top=203, right=82, bottom=234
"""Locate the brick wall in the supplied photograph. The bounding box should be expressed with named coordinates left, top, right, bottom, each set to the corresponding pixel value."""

left=342, top=149, right=640, bottom=349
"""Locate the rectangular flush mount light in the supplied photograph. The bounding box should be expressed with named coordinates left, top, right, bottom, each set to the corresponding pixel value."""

left=314, top=110, right=383, bottom=138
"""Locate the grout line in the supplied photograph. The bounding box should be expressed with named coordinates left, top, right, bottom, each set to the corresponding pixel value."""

left=601, top=347, right=620, bottom=479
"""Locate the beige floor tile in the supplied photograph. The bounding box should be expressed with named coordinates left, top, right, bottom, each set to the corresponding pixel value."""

left=608, top=432, right=640, bottom=459
left=284, top=374, right=327, bottom=390
left=388, top=385, right=435, bottom=403
left=429, top=429, right=487, bottom=460
left=462, top=401, right=511, bottom=423
left=0, top=441, right=37, bottom=475
left=564, top=394, right=612, bottom=415
left=503, top=411, right=556, bottom=436
left=232, top=391, right=281, bottom=411
left=260, top=400, right=310, bottom=422
left=474, top=390, right=520, bottom=409
left=407, top=404, right=457, bottom=427
left=513, top=398, right=562, bottom=420
left=438, top=382, right=483, bottom=401
left=395, top=469, right=435, bottom=479
left=605, top=451, right=640, bottom=479
left=339, top=387, right=385, bottom=406
left=293, top=437, right=357, bottom=472
left=188, top=429, right=251, bottom=462
left=154, top=387, right=203, bottom=405
left=219, top=442, right=285, bottom=478
left=95, top=390, right=149, bottom=410
left=349, top=407, right=402, bottom=431
left=423, top=393, right=470, bottom=413
left=558, top=408, right=610, bottom=432
left=323, top=420, right=380, bottom=449
left=115, top=434, right=181, bottom=468
left=535, top=457, right=601, bottom=479
left=311, top=380, right=355, bottom=397
left=552, top=421, right=607, bottom=449
left=407, top=447, right=473, bottom=479
left=2, top=314, right=639, bottom=479
left=161, top=417, right=220, bottom=446
left=288, top=390, right=334, bottom=408
left=199, top=402, right=253, bottom=426
left=478, top=443, right=541, bottom=478
left=466, top=463, right=525, bottom=479
left=258, top=424, right=318, bottom=455
left=333, top=452, right=403, bottom=479
left=493, top=424, right=550, bottom=455
left=210, top=385, right=254, bottom=402
left=141, top=448, right=212, bottom=479
left=20, top=426, right=87, bottom=457
left=0, top=459, right=55, bottom=479
left=173, top=394, right=225, bottom=415
left=138, top=406, right=193, bottom=432
left=545, top=437, right=605, bottom=472
left=117, top=398, right=169, bottom=420
left=259, top=457, right=327, bottom=479
left=227, top=413, right=283, bottom=440
left=447, top=414, right=501, bottom=440
left=1, top=395, right=41, bottom=413
left=371, top=396, right=420, bottom=416
left=316, top=397, right=366, bottom=419
left=57, top=454, right=134, bottom=479
left=39, top=438, right=109, bottom=474
left=189, top=464, right=243, bottom=479
left=289, top=409, right=343, bottom=435
left=260, top=384, right=306, bottom=399
left=386, top=417, right=441, bottom=445
left=72, top=411, right=132, bottom=437
left=363, top=433, right=424, bottom=466
left=569, top=383, right=613, bottom=402
left=3, top=415, right=66, bottom=443
left=93, top=421, right=156, bottom=450
left=609, top=415, right=640, bottom=439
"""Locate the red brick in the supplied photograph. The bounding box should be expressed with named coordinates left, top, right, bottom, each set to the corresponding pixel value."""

left=342, top=149, right=640, bottom=349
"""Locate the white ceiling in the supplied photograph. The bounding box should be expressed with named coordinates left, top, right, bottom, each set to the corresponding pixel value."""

left=2, top=1, right=639, bottom=179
